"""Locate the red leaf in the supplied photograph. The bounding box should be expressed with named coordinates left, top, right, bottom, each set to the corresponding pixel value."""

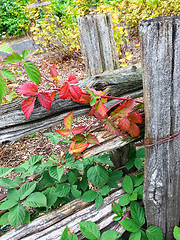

left=69, top=85, right=82, bottom=101
left=70, top=141, right=89, bottom=153
left=60, top=82, right=70, bottom=100
left=50, top=91, right=57, bottom=101
left=72, top=126, right=86, bottom=134
left=38, top=92, right=53, bottom=110
left=128, top=123, right=140, bottom=137
left=110, top=100, right=135, bottom=119
left=17, top=83, right=38, bottom=96
left=71, top=134, right=85, bottom=142
left=43, top=61, right=59, bottom=78
left=97, top=101, right=107, bottom=117
left=64, top=110, right=74, bottom=130
left=56, top=129, right=71, bottom=136
left=128, top=112, right=142, bottom=124
left=118, top=117, right=131, bottom=132
left=21, top=96, right=36, bottom=119
left=78, top=90, right=91, bottom=104
left=89, top=106, right=95, bottom=116
left=87, top=134, right=100, bottom=145
left=104, top=119, right=126, bottom=137
left=68, top=74, right=78, bottom=84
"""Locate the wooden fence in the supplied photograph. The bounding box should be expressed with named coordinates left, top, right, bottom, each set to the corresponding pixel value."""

left=1, top=14, right=179, bottom=240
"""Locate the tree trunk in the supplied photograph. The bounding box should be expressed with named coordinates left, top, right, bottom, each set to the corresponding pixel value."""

left=0, top=65, right=142, bottom=144
left=78, top=13, right=119, bottom=76
left=139, top=16, right=180, bottom=239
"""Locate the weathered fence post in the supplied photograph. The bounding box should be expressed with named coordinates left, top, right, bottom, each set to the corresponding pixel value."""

left=139, top=17, right=180, bottom=239
left=78, top=13, right=119, bottom=76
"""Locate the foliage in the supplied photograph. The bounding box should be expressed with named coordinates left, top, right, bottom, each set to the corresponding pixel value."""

left=174, top=226, right=180, bottom=240
left=0, top=0, right=30, bottom=38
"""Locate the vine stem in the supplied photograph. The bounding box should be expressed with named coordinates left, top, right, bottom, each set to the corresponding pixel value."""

left=112, top=210, right=130, bottom=231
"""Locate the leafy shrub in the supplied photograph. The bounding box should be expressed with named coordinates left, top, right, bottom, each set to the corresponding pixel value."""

left=0, top=0, right=30, bottom=38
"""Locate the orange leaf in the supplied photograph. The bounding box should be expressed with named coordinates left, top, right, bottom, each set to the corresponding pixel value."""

left=128, top=112, right=142, bottom=124
left=97, top=101, right=107, bottom=117
left=78, top=90, right=91, bottom=104
left=128, top=123, right=140, bottom=137
left=104, top=119, right=126, bottom=137
left=70, top=141, right=89, bottom=153
left=71, top=134, right=85, bottom=142
left=72, top=126, right=86, bottom=134
left=110, top=100, right=135, bottom=119
left=63, top=110, right=74, bottom=130
left=87, top=134, right=100, bottom=145
left=56, top=129, right=71, bottom=136
left=118, top=117, right=131, bottom=132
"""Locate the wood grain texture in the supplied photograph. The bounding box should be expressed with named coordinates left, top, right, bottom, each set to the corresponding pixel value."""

left=0, top=65, right=143, bottom=143
left=78, top=13, right=119, bottom=76
left=1, top=187, right=125, bottom=240
left=139, top=16, right=180, bottom=239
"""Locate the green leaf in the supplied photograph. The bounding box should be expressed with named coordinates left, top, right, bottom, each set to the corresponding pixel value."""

left=99, top=186, right=111, bottom=196
left=43, top=187, right=58, bottom=208
left=122, top=175, right=133, bottom=193
left=129, top=230, right=141, bottom=240
left=0, top=212, right=9, bottom=225
left=120, top=218, right=140, bottom=232
left=131, top=174, right=144, bottom=187
left=146, top=225, right=163, bottom=240
left=130, top=201, right=145, bottom=227
left=174, top=226, right=180, bottom=240
left=61, top=226, right=78, bottom=240
left=81, top=190, right=97, bottom=202
left=29, top=155, right=43, bottom=166
left=23, top=192, right=47, bottom=207
left=95, top=194, right=103, bottom=209
left=129, top=192, right=137, bottom=201
left=14, top=176, right=22, bottom=185
left=125, top=160, right=134, bottom=170
left=133, top=185, right=143, bottom=199
left=95, top=154, right=113, bottom=166
left=79, top=178, right=88, bottom=191
left=0, top=43, right=14, bottom=53
left=71, top=185, right=81, bottom=199
left=0, top=178, right=18, bottom=188
left=49, top=166, right=64, bottom=182
left=0, top=200, right=18, bottom=210
left=79, top=221, right=100, bottom=240
left=0, top=166, right=14, bottom=177
left=112, top=202, right=122, bottom=216
left=39, top=171, right=55, bottom=190
left=7, top=188, right=20, bottom=201
left=22, top=49, right=34, bottom=60
left=119, top=193, right=130, bottom=206
left=8, top=204, right=25, bottom=229
left=13, top=166, right=26, bottom=173
left=68, top=171, right=77, bottom=185
left=19, top=182, right=36, bottom=200
left=1, top=69, right=15, bottom=81
left=55, top=183, right=70, bottom=197
left=128, top=145, right=136, bottom=160
left=24, top=61, right=41, bottom=85
left=3, top=52, right=22, bottom=64
left=109, top=170, right=123, bottom=181
left=134, top=158, right=144, bottom=170
left=0, top=74, right=7, bottom=102
left=107, top=179, right=118, bottom=188
left=136, top=148, right=145, bottom=158
left=100, top=230, right=120, bottom=240
left=23, top=211, right=31, bottom=224
left=87, top=165, right=109, bottom=187
left=90, top=97, right=97, bottom=106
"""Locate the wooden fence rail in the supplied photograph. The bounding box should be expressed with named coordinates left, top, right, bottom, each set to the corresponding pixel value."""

left=140, top=16, right=180, bottom=239
left=0, top=64, right=143, bottom=144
